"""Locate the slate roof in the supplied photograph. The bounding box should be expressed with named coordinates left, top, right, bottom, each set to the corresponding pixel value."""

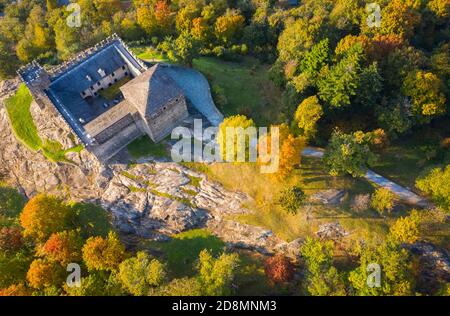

left=120, top=64, right=184, bottom=116
left=46, top=40, right=139, bottom=124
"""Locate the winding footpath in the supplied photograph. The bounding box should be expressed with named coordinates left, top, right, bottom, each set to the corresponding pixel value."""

left=302, top=147, right=429, bottom=207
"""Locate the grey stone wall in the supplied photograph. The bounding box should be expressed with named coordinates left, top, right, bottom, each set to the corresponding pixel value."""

left=147, top=95, right=188, bottom=142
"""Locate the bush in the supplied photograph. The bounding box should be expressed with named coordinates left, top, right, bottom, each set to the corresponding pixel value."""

left=264, top=253, right=295, bottom=285
left=278, top=186, right=306, bottom=215
left=371, top=188, right=395, bottom=216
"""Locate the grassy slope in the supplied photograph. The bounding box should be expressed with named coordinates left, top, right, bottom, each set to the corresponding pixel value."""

left=127, top=135, right=168, bottom=159
left=193, top=57, right=284, bottom=126
left=5, top=84, right=83, bottom=163
left=5, top=84, right=42, bottom=151
left=188, top=157, right=391, bottom=243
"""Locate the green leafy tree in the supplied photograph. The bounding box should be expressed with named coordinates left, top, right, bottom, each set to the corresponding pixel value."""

left=278, top=186, right=306, bottom=215
left=348, top=241, right=414, bottom=296
left=317, top=44, right=382, bottom=109
left=323, top=130, right=377, bottom=177
left=118, top=251, right=167, bottom=296
left=300, top=238, right=346, bottom=296
left=295, top=96, right=323, bottom=139
left=416, top=165, right=450, bottom=211
left=197, top=249, right=239, bottom=296
left=152, top=277, right=202, bottom=296
left=402, top=70, right=447, bottom=121
left=371, top=188, right=395, bottom=216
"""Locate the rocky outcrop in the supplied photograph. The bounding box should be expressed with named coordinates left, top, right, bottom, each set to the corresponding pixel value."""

left=1, top=82, right=302, bottom=257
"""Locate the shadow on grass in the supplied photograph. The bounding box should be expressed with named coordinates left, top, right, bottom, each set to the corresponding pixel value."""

left=145, top=229, right=225, bottom=278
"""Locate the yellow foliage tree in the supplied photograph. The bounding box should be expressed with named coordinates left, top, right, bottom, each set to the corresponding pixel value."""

left=82, top=231, right=126, bottom=271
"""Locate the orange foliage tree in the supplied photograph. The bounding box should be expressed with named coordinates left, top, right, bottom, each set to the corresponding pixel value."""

left=0, top=283, right=30, bottom=296
left=19, top=195, right=71, bottom=242
left=82, top=231, right=126, bottom=271
left=42, top=230, right=83, bottom=265
left=264, top=253, right=295, bottom=285
left=26, top=259, right=65, bottom=289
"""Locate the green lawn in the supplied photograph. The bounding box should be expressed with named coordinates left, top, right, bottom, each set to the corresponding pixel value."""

left=193, top=57, right=284, bottom=126
left=130, top=46, right=169, bottom=63
left=5, top=84, right=42, bottom=151
left=127, top=135, right=168, bottom=159
left=98, top=76, right=131, bottom=100
left=371, top=122, right=450, bottom=192
left=5, top=84, right=84, bottom=163
left=141, top=229, right=225, bottom=277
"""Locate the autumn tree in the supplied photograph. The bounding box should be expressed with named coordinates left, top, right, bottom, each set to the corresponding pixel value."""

left=402, top=71, right=447, bottom=121
left=218, top=115, right=255, bottom=162
left=118, top=251, right=167, bottom=296
left=214, top=9, right=245, bottom=44
left=135, top=0, right=158, bottom=35
left=19, top=195, right=71, bottom=242
left=26, top=259, right=65, bottom=289
left=371, top=187, right=396, bottom=216
left=388, top=211, right=421, bottom=244
left=264, top=253, right=295, bottom=285
left=300, top=238, right=346, bottom=296
left=154, top=0, right=174, bottom=35
left=295, top=96, right=323, bottom=139
left=82, top=231, right=126, bottom=271
left=377, top=0, right=421, bottom=40
left=197, top=249, right=239, bottom=296
left=0, top=283, right=30, bottom=296
left=42, top=230, right=83, bottom=265
left=416, top=165, right=450, bottom=211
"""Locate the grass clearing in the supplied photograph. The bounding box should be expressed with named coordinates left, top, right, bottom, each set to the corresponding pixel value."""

left=5, top=84, right=42, bottom=151
left=130, top=46, right=170, bottom=63
left=141, top=228, right=225, bottom=277
left=98, top=76, right=131, bottom=100
left=371, top=123, right=450, bottom=191
left=192, top=57, right=284, bottom=126
left=127, top=135, right=168, bottom=159
left=5, top=84, right=84, bottom=163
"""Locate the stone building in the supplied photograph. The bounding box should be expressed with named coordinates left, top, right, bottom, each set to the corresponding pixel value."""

left=18, top=34, right=189, bottom=162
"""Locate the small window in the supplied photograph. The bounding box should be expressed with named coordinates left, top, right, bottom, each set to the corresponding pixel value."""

left=163, top=106, right=167, bottom=110
left=108, top=83, right=112, bottom=87
left=122, top=65, right=126, bottom=70
left=114, top=79, right=118, bottom=82
left=175, top=98, right=179, bottom=102
left=111, top=72, right=115, bottom=77
left=94, top=92, right=98, bottom=96
left=125, top=71, right=128, bottom=76
left=81, top=91, right=85, bottom=96
left=97, top=82, right=101, bottom=86
left=90, top=86, right=94, bottom=90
